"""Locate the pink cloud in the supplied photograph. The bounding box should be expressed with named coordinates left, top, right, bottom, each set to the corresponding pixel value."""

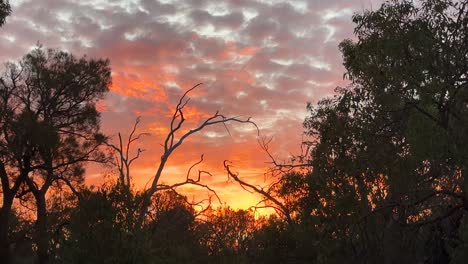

left=1, top=0, right=385, bottom=209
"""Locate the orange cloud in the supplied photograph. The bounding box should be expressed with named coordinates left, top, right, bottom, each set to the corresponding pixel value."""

left=239, top=46, right=260, bottom=56
left=5, top=0, right=380, bottom=211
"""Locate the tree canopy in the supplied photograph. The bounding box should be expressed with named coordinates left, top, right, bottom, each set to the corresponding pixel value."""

left=298, top=0, right=468, bottom=262
left=0, top=47, right=111, bottom=263
left=0, top=0, right=10, bottom=27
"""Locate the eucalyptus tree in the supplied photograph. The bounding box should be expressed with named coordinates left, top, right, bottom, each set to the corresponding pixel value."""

left=224, top=0, right=468, bottom=262
left=0, top=47, right=110, bottom=263
left=297, top=0, right=468, bottom=262
left=0, top=0, right=10, bottom=27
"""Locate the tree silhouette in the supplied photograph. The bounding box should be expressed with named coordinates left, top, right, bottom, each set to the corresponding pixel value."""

left=223, top=0, right=468, bottom=263
left=0, top=46, right=110, bottom=263
left=0, top=0, right=10, bottom=27
left=2, top=0, right=467, bottom=263
left=299, top=0, right=468, bottom=262
left=136, top=83, right=257, bottom=227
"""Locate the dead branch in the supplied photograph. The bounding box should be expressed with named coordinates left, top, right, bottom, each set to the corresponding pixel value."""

left=104, top=117, right=150, bottom=187
left=224, top=160, right=293, bottom=226
left=155, top=154, right=221, bottom=204
left=259, top=136, right=310, bottom=177
left=137, top=83, right=258, bottom=227
left=248, top=198, right=285, bottom=219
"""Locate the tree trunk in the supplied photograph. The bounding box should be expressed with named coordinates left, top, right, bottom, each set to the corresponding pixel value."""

left=35, top=194, right=49, bottom=264
left=0, top=194, right=13, bottom=264
left=137, top=194, right=151, bottom=228
left=463, top=165, right=468, bottom=210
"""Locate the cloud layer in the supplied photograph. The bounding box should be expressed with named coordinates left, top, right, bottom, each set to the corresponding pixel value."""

left=1, top=0, right=384, bottom=209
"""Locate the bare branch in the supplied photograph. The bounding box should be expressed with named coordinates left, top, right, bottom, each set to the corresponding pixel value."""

left=258, top=136, right=310, bottom=177
left=137, top=83, right=258, bottom=227
left=155, top=154, right=221, bottom=204
left=104, top=117, right=150, bottom=187
left=224, top=160, right=293, bottom=226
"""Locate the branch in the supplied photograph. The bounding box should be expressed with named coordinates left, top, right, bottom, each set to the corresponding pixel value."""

left=155, top=154, right=221, bottom=204
left=224, top=160, right=293, bottom=226
left=104, top=117, right=150, bottom=187
left=137, top=83, right=258, bottom=227
left=359, top=189, right=467, bottom=223
left=258, top=136, right=310, bottom=177
left=410, top=204, right=464, bottom=228
left=57, top=176, right=83, bottom=201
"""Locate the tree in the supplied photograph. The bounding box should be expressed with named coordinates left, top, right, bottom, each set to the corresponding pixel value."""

left=0, top=46, right=110, bottom=263
left=57, top=185, right=151, bottom=264
left=148, top=191, right=206, bottom=263
left=297, top=0, right=468, bottom=262
left=52, top=83, right=256, bottom=263
left=197, top=207, right=255, bottom=260
left=104, top=117, right=149, bottom=189
left=56, top=184, right=208, bottom=264
left=222, top=0, right=468, bottom=263
left=135, top=84, right=257, bottom=227
left=0, top=0, right=10, bottom=27
left=246, top=215, right=301, bottom=263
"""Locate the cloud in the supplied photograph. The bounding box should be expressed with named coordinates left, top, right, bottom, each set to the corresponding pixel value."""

left=1, top=0, right=385, bottom=209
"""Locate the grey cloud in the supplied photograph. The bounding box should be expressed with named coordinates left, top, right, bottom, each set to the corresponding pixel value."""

left=1, top=0, right=385, bottom=158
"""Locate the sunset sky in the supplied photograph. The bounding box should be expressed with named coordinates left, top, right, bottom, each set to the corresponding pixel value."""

left=0, top=0, right=384, bottom=210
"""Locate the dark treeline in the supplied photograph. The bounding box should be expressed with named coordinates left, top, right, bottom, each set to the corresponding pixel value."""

left=1, top=0, right=468, bottom=263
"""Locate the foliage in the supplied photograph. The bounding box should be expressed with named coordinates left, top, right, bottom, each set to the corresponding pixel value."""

left=296, top=0, right=468, bottom=262
left=56, top=186, right=150, bottom=264
left=2, top=0, right=467, bottom=263
left=0, top=0, right=10, bottom=26
left=53, top=186, right=208, bottom=264
left=197, top=207, right=255, bottom=261
left=220, top=0, right=468, bottom=263
left=0, top=46, right=111, bottom=263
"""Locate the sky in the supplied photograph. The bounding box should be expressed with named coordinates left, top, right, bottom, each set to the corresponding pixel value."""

left=0, top=0, right=384, bottom=210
